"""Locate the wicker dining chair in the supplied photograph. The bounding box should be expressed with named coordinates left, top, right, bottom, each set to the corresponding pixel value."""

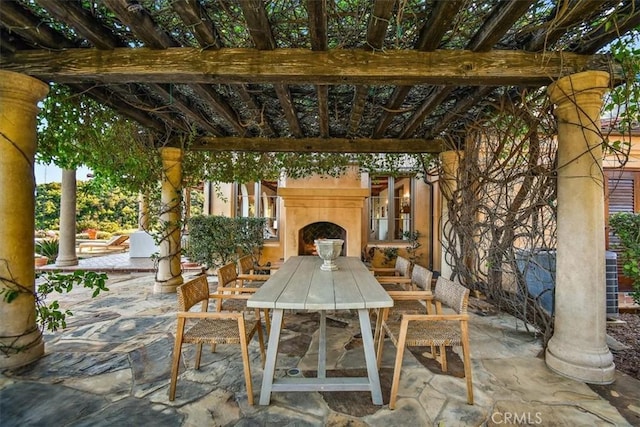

left=237, top=254, right=270, bottom=288
left=372, top=264, right=434, bottom=345
left=372, top=256, right=413, bottom=291
left=216, top=262, right=271, bottom=333
left=376, top=276, right=473, bottom=409
left=169, top=275, right=266, bottom=404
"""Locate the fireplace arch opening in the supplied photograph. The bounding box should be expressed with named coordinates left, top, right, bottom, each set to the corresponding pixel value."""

left=298, top=222, right=347, bottom=256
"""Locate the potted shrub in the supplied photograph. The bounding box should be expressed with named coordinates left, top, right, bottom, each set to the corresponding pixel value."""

left=368, top=246, right=398, bottom=268
left=35, top=255, right=49, bottom=267
left=609, top=212, right=640, bottom=305
left=35, top=238, right=59, bottom=266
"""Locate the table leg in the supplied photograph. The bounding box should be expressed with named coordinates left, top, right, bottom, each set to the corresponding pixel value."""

left=318, top=310, right=326, bottom=378
left=259, top=308, right=284, bottom=405
left=358, top=308, right=383, bottom=405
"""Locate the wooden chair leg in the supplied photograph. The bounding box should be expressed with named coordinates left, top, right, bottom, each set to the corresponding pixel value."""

left=375, top=308, right=388, bottom=368
left=238, top=318, right=254, bottom=405
left=254, top=309, right=266, bottom=367
left=389, top=317, right=410, bottom=410
left=439, top=344, right=447, bottom=372
left=194, top=342, right=204, bottom=369
left=461, top=322, right=474, bottom=404
left=263, top=308, right=271, bottom=335
left=169, top=320, right=185, bottom=401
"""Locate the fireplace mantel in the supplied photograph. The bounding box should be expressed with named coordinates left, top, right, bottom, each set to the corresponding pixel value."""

left=278, top=187, right=369, bottom=260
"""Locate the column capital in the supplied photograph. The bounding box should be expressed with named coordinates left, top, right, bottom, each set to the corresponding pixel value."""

left=159, top=146, right=184, bottom=162
left=439, top=150, right=462, bottom=201
left=439, top=150, right=463, bottom=172
left=0, top=70, right=49, bottom=108
left=548, top=71, right=610, bottom=120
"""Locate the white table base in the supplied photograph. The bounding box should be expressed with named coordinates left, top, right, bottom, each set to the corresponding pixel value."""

left=258, top=308, right=383, bottom=405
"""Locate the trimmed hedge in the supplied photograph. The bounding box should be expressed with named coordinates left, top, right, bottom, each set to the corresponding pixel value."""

left=186, top=216, right=265, bottom=270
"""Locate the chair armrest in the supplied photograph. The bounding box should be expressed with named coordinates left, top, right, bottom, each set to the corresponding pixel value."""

left=370, top=267, right=397, bottom=276
left=386, top=290, right=433, bottom=300
left=209, top=292, right=253, bottom=300
left=376, top=276, right=412, bottom=284
left=177, top=311, right=243, bottom=320
left=401, top=313, right=469, bottom=322
left=238, top=273, right=271, bottom=281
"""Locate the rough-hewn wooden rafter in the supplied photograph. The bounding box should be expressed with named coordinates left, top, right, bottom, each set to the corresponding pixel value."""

left=71, top=83, right=167, bottom=133
left=170, top=0, right=221, bottom=49
left=308, top=0, right=329, bottom=138
left=348, top=0, right=395, bottom=136
left=101, top=0, right=247, bottom=137
left=0, top=0, right=75, bottom=49
left=374, top=0, right=466, bottom=137
left=1, top=48, right=619, bottom=86
left=191, top=137, right=444, bottom=154
left=239, top=0, right=302, bottom=138
left=37, top=0, right=125, bottom=50
left=148, top=83, right=222, bottom=136
left=0, top=0, right=635, bottom=147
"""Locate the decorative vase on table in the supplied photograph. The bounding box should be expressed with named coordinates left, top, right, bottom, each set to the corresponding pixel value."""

left=314, top=239, right=344, bottom=271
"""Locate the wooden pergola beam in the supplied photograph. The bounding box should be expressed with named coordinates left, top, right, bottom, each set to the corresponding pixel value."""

left=190, top=137, right=444, bottom=154
left=1, top=48, right=621, bottom=86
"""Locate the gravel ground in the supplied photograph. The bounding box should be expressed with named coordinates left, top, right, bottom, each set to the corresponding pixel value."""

left=607, top=312, right=640, bottom=381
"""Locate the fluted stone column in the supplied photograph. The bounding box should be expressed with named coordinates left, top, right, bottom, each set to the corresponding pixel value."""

left=154, top=147, right=184, bottom=293
left=545, top=71, right=614, bottom=384
left=439, top=150, right=462, bottom=280
left=55, top=169, right=79, bottom=266
left=0, top=71, right=49, bottom=368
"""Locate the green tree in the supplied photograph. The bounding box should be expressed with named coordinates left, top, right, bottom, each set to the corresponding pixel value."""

left=35, top=181, right=140, bottom=232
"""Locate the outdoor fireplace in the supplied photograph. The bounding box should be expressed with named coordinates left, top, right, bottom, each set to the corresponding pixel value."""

left=298, top=222, right=347, bottom=255
left=278, top=187, right=369, bottom=260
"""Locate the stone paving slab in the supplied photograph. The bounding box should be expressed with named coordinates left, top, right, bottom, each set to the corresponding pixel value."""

left=1, top=273, right=638, bottom=426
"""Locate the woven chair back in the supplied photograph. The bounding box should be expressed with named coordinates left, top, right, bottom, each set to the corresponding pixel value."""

left=411, top=264, right=433, bottom=291
left=238, top=255, right=254, bottom=275
left=395, top=256, right=412, bottom=277
left=434, top=277, right=470, bottom=314
left=218, top=262, right=238, bottom=287
left=177, top=276, right=209, bottom=311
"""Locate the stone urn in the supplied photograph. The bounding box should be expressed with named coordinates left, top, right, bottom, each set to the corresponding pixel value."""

left=314, top=239, right=344, bottom=271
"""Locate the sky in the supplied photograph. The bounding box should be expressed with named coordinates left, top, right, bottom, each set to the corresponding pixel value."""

left=35, top=163, right=93, bottom=184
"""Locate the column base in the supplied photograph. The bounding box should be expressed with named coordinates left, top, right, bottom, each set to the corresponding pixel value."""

left=55, top=256, right=79, bottom=267
left=0, top=329, right=44, bottom=369
left=545, top=338, right=615, bottom=384
left=154, top=275, right=183, bottom=294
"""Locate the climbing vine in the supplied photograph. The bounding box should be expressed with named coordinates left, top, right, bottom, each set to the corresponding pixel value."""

left=0, top=263, right=108, bottom=357
left=429, top=33, right=640, bottom=347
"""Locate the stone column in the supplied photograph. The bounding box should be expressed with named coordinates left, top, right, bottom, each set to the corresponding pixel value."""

left=439, top=150, right=462, bottom=280
left=55, top=169, right=79, bottom=266
left=138, top=192, right=150, bottom=231
left=545, top=71, right=614, bottom=384
left=154, top=147, right=184, bottom=293
left=203, top=181, right=212, bottom=215
left=0, top=71, right=49, bottom=368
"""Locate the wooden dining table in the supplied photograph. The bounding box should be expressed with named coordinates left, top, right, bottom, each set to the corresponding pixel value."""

left=247, top=256, right=393, bottom=405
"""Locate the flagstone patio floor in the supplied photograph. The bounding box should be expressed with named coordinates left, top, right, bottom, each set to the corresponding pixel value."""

left=3, top=256, right=638, bottom=426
